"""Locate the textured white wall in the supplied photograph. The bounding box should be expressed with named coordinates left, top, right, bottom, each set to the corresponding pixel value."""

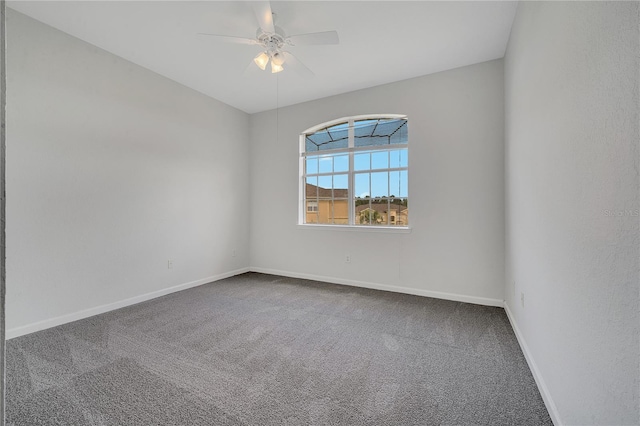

left=1, top=0, right=6, bottom=418
left=6, top=10, right=250, bottom=331
left=250, top=60, right=505, bottom=304
left=504, top=2, right=639, bottom=424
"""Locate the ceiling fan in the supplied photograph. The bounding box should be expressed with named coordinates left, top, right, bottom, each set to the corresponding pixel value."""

left=198, top=1, right=339, bottom=76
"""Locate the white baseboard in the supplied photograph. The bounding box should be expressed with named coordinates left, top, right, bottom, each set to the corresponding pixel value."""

left=504, top=302, right=561, bottom=426
left=6, top=267, right=250, bottom=340
left=7, top=266, right=560, bottom=424
left=7, top=265, right=503, bottom=334
left=249, top=266, right=504, bottom=307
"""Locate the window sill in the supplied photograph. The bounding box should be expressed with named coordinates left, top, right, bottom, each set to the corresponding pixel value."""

left=297, top=224, right=412, bottom=234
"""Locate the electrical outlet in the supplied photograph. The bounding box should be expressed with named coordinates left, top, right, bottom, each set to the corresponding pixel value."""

left=168, top=260, right=173, bottom=269
left=520, top=292, right=525, bottom=308
left=232, top=249, right=237, bottom=258
left=345, top=255, right=351, bottom=263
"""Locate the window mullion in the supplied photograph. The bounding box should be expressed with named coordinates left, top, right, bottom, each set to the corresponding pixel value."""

left=348, top=119, right=355, bottom=226
left=301, top=143, right=408, bottom=158
left=387, top=171, right=391, bottom=226
left=368, top=170, right=372, bottom=225
left=299, top=135, right=305, bottom=224
left=331, top=162, right=335, bottom=225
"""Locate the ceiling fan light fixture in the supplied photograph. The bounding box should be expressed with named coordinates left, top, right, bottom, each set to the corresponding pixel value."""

left=271, top=61, right=284, bottom=73
left=199, top=1, right=337, bottom=77
left=253, top=52, right=270, bottom=70
left=271, top=52, right=285, bottom=66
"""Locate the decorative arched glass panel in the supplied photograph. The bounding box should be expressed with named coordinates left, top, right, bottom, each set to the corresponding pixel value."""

left=299, top=115, right=408, bottom=227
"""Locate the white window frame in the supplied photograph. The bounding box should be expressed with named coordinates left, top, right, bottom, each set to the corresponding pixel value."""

left=298, top=114, right=409, bottom=230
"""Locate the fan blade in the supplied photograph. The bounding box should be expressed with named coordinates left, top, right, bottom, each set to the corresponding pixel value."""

left=250, top=1, right=275, bottom=34
left=286, top=31, right=339, bottom=46
left=283, top=51, right=314, bottom=78
left=197, top=34, right=258, bottom=45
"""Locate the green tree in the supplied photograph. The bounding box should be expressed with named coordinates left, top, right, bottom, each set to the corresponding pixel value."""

left=359, top=209, right=380, bottom=224
left=355, top=195, right=370, bottom=207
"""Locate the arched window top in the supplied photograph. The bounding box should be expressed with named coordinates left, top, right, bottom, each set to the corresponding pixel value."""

left=302, top=115, right=408, bottom=153
left=305, top=121, right=350, bottom=152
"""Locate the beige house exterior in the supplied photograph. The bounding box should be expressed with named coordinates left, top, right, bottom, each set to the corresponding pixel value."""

left=305, top=183, right=348, bottom=224
left=306, top=183, right=407, bottom=225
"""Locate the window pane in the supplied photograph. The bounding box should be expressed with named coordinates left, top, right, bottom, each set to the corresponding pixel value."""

left=354, top=120, right=381, bottom=148
left=306, top=176, right=318, bottom=198
left=305, top=173, right=319, bottom=224
left=371, top=151, right=389, bottom=170
left=333, top=174, right=348, bottom=197
left=354, top=118, right=407, bottom=148
left=306, top=156, right=319, bottom=174
left=354, top=152, right=370, bottom=171
left=404, top=199, right=408, bottom=226
left=316, top=198, right=331, bottom=224
left=400, top=149, right=408, bottom=167
left=334, top=155, right=348, bottom=173
left=393, top=198, right=408, bottom=226
left=355, top=173, right=370, bottom=199
left=317, top=138, right=348, bottom=151
left=356, top=136, right=388, bottom=148
left=399, top=170, right=408, bottom=197
left=389, top=172, right=399, bottom=198
left=372, top=119, right=403, bottom=136
left=331, top=199, right=349, bottom=224
left=356, top=200, right=387, bottom=225
left=353, top=119, right=377, bottom=136
left=306, top=131, right=332, bottom=151
left=388, top=200, right=399, bottom=226
left=318, top=175, right=332, bottom=192
left=389, top=121, right=408, bottom=145
left=389, top=149, right=406, bottom=168
left=356, top=202, right=373, bottom=225
left=306, top=207, right=319, bottom=223
left=371, top=198, right=389, bottom=226
left=305, top=138, right=319, bottom=153
left=306, top=121, right=350, bottom=152
left=390, top=171, right=408, bottom=198
left=326, top=122, right=349, bottom=147
left=319, top=156, right=333, bottom=174
left=371, top=172, right=388, bottom=197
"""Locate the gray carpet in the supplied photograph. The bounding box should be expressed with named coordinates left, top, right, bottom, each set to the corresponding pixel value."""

left=7, top=272, right=552, bottom=425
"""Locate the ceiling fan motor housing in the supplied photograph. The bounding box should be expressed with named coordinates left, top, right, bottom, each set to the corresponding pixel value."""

left=199, top=4, right=336, bottom=76
left=256, top=25, right=287, bottom=55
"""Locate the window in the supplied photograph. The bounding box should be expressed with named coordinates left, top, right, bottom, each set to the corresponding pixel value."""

left=300, top=115, right=408, bottom=227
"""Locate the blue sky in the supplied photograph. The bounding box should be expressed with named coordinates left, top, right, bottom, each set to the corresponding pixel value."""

left=306, top=148, right=408, bottom=198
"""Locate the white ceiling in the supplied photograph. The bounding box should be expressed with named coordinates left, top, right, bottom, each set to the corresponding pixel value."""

left=9, top=1, right=518, bottom=114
